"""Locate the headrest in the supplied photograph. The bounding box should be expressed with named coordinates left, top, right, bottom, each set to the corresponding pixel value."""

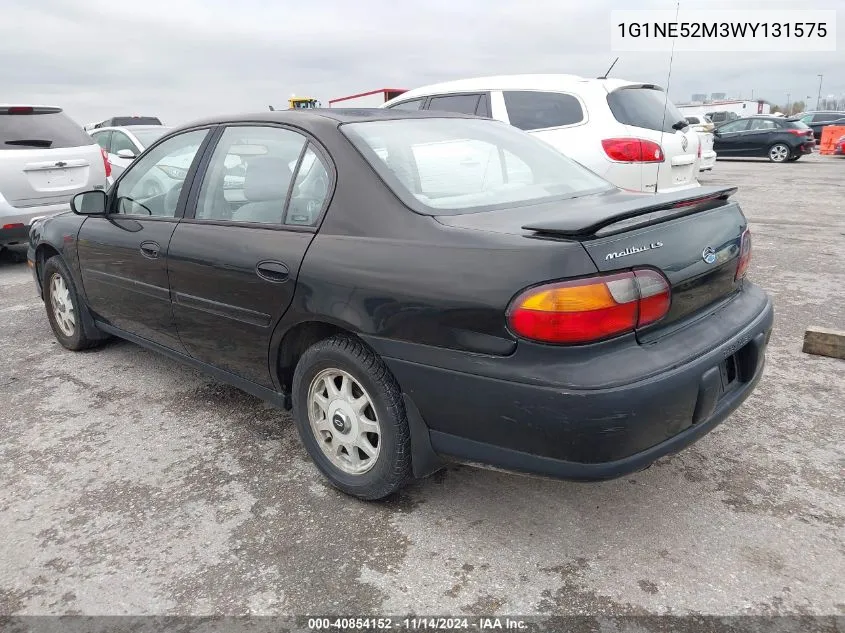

left=244, top=157, right=292, bottom=202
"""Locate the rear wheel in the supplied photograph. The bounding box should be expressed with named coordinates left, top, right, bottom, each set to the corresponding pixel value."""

left=291, top=334, right=411, bottom=500
left=43, top=255, right=105, bottom=351
left=768, top=143, right=790, bottom=163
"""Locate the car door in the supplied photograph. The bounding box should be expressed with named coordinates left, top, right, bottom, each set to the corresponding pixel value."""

left=167, top=124, right=333, bottom=388
left=713, top=119, right=750, bottom=154
left=741, top=118, right=778, bottom=154
left=108, top=130, right=141, bottom=178
left=76, top=128, right=212, bottom=350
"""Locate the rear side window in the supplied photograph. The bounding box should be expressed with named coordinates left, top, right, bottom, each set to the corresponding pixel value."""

left=502, top=91, right=584, bottom=130
left=748, top=119, right=777, bottom=131
left=0, top=109, right=94, bottom=150
left=427, top=94, right=482, bottom=116
left=607, top=87, right=686, bottom=133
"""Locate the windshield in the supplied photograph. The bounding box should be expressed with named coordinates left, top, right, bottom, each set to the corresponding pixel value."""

left=132, top=127, right=172, bottom=148
left=607, top=87, right=686, bottom=133
left=341, top=118, right=613, bottom=215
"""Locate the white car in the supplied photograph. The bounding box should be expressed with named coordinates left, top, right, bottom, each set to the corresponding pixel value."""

left=381, top=74, right=701, bottom=193
left=685, top=116, right=717, bottom=172
left=89, top=125, right=173, bottom=179
left=1, top=105, right=109, bottom=250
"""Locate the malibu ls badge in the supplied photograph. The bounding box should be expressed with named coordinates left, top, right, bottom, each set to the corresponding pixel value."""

left=605, top=241, right=663, bottom=261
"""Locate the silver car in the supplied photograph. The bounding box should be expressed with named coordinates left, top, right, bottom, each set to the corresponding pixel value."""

left=1, top=105, right=109, bottom=249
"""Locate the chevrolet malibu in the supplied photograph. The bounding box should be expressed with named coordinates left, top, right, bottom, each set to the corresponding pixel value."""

left=28, top=109, right=773, bottom=500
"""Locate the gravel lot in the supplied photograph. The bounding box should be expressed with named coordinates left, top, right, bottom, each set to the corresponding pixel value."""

left=1, top=155, right=843, bottom=618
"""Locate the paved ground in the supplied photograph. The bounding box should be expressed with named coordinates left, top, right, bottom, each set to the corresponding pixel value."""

left=1, top=155, right=843, bottom=618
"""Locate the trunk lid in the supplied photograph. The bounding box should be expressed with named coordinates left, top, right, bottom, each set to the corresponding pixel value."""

left=436, top=186, right=746, bottom=334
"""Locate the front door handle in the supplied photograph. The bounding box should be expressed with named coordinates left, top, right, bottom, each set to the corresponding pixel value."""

left=256, top=260, right=289, bottom=283
left=140, top=240, right=161, bottom=259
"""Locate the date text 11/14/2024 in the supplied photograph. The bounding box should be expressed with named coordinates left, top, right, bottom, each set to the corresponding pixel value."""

left=306, top=617, right=528, bottom=630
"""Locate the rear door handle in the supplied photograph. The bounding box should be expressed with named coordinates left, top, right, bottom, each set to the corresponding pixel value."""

left=256, top=260, right=289, bottom=283
left=140, top=241, right=160, bottom=259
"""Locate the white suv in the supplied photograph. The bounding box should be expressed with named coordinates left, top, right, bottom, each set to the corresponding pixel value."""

left=382, top=74, right=701, bottom=193
left=1, top=105, right=110, bottom=249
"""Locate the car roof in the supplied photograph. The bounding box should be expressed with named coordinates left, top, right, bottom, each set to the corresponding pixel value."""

left=385, top=74, right=646, bottom=102
left=169, top=108, right=481, bottom=134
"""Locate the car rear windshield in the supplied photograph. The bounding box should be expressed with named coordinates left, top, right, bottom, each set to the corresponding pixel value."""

left=341, top=117, right=613, bottom=215
left=782, top=119, right=811, bottom=129
left=607, top=87, right=686, bottom=133
left=0, top=109, right=93, bottom=150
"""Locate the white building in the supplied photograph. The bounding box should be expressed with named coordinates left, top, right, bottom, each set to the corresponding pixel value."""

left=677, top=99, right=770, bottom=120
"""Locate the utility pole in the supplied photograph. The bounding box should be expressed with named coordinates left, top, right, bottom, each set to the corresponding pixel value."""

left=817, top=74, right=824, bottom=110
left=786, top=93, right=791, bottom=114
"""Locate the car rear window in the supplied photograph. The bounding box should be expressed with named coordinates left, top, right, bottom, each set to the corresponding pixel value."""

left=0, top=108, right=93, bottom=150
left=342, top=117, right=612, bottom=215
left=607, top=87, right=687, bottom=133
left=502, top=91, right=584, bottom=130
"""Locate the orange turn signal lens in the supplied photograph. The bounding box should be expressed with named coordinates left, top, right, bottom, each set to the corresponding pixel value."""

left=507, top=270, right=671, bottom=344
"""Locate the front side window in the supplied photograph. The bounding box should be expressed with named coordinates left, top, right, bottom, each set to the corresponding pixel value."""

left=114, top=128, right=208, bottom=217
left=342, top=117, right=612, bottom=215
left=503, top=91, right=584, bottom=131
left=718, top=120, right=749, bottom=133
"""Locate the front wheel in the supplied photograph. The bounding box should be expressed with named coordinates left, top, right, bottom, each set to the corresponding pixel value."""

left=291, top=334, right=412, bottom=500
left=42, top=255, right=105, bottom=351
left=768, top=143, right=790, bottom=163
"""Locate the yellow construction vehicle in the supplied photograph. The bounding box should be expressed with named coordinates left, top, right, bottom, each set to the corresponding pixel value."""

left=288, top=96, right=320, bottom=109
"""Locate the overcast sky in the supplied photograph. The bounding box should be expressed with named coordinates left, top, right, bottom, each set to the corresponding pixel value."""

left=2, top=0, right=842, bottom=126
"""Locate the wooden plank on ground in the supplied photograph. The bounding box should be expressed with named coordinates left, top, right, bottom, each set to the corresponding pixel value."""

left=802, top=327, right=845, bottom=359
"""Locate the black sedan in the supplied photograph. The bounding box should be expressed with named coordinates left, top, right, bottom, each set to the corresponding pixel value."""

left=28, top=109, right=773, bottom=500
left=713, top=116, right=816, bottom=162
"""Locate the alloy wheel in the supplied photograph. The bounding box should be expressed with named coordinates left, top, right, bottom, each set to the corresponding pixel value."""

left=307, top=368, right=381, bottom=475
left=49, top=273, right=76, bottom=337
left=769, top=144, right=789, bottom=162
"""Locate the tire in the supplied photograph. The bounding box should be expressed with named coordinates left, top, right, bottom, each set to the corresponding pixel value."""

left=768, top=143, right=790, bottom=163
left=291, top=334, right=412, bottom=500
left=42, top=255, right=105, bottom=351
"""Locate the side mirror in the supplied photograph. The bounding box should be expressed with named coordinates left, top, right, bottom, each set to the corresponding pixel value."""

left=116, top=149, right=136, bottom=159
left=713, top=129, right=722, bottom=137
left=71, top=190, right=108, bottom=215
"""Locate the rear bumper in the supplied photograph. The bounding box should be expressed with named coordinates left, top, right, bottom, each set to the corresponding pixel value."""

left=0, top=196, right=69, bottom=245
left=377, top=284, right=774, bottom=481
left=699, top=151, right=717, bottom=170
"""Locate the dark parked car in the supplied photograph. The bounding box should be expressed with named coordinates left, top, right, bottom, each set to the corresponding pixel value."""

left=27, top=110, right=773, bottom=500
left=713, top=116, right=815, bottom=162
left=798, top=111, right=845, bottom=143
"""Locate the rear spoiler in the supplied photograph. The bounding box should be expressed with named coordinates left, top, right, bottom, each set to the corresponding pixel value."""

left=0, top=106, right=62, bottom=115
left=522, top=186, right=738, bottom=239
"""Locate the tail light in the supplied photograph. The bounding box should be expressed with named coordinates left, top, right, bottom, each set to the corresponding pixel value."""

left=507, top=269, right=671, bottom=344
left=697, top=142, right=702, bottom=158
left=2, top=223, right=25, bottom=230
left=100, top=147, right=111, bottom=178
left=735, top=228, right=752, bottom=281
left=602, top=138, right=664, bottom=163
